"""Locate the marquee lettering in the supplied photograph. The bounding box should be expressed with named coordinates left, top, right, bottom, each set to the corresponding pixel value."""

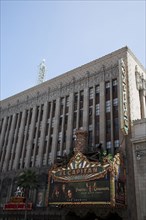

left=119, top=58, right=129, bottom=135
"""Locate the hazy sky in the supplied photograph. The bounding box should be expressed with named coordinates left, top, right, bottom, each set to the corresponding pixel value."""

left=1, top=0, right=146, bottom=100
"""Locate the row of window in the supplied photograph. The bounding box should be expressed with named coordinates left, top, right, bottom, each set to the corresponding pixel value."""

left=0, top=79, right=120, bottom=170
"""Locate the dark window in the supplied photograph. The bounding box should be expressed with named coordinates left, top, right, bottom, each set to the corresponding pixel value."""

left=52, top=101, right=56, bottom=117
left=49, top=137, right=52, bottom=153
left=79, top=110, right=83, bottom=127
left=95, top=93, right=99, bottom=104
left=36, top=107, right=39, bottom=122
left=43, top=140, right=47, bottom=154
left=73, top=112, right=77, bottom=128
left=65, top=115, right=68, bottom=130
left=112, top=79, right=118, bottom=99
left=106, top=88, right=110, bottom=100
left=106, top=118, right=111, bottom=141
left=47, top=102, right=51, bottom=119
left=36, top=146, right=39, bottom=155
left=74, top=93, right=78, bottom=110
left=88, top=130, right=92, bottom=146
left=45, top=123, right=49, bottom=136
left=113, top=118, right=119, bottom=139
left=80, top=91, right=84, bottom=108
left=106, top=119, right=111, bottom=134
left=40, top=105, right=44, bottom=121
left=89, top=108, right=92, bottom=125
left=59, top=117, right=63, bottom=132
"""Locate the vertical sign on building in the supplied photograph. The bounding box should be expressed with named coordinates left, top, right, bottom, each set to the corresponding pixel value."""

left=119, top=58, right=129, bottom=135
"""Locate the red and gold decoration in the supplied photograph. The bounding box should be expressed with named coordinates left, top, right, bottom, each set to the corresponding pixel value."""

left=3, top=188, right=32, bottom=210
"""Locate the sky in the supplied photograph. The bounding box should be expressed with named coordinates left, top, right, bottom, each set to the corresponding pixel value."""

left=1, top=0, right=146, bottom=100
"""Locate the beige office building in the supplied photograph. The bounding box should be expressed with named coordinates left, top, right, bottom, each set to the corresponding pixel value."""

left=0, top=46, right=146, bottom=220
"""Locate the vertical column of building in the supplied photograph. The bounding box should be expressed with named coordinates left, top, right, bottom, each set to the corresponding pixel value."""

left=88, top=87, right=93, bottom=150
left=112, top=79, right=120, bottom=154
left=32, top=106, right=39, bottom=167
left=10, top=113, right=23, bottom=170
left=62, top=96, right=68, bottom=154
left=38, top=102, right=48, bottom=166
left=60, top=98, right=66, bottom=155
left=83, top=87, right=89, bottom=132
left=14, top=110, right=26, bottom=169
left=25, top=106, right=37, bottom=168
left=92, top=86, right=96, bottom=147
left=20, top=109, right=31, bottom=168
left=105, top=81, right=112, bottom=153
left=1, top=116, right=12, bottom=171
left=56, top=97, right=63, bottom=156
left=76, top=91, right=80, bottom=130
left=95, top=85, right=100, bottom=147
left=3, top=114, right=16, bottom=171
left=66, top=93, right=74, bottom=154
left=0, top=117, right=7, bottom=152
left=139, top=90, right=146, bottom=118
left=110, top=80, right=114, bottom=155
left=33, top=105, right=42, bottom=167
left=46, top=102, right=53, bottom=165
left=51, top=98, right=60, bottom=163
left=80, top=91, right=84, bottom=128
left=0, top=117, right=8, bottom=171
left=99, top=81, right=106, bottom=149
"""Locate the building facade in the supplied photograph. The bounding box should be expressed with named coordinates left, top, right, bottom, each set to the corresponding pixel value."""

left=0, top=46, right=146, bottom=220
left=131, top=118, right=146, bottom=220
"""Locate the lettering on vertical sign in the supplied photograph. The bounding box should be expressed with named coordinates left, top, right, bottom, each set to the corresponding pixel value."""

left=119, top=58, right=129, bottom=135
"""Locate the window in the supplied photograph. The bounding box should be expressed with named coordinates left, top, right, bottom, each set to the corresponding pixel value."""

left=65, top=115, right=68, bottom=130
left=106, top=141, right=112, bottom=149
left=74, top=93, right=78, bottom=110
left=52, top=101, right=56, bottom=117
left=106, top=82, right=110, bottom=88
left=59, top=117, right=63, bottom=131
left=106, top=100, right=111, bottom=112
left=61, top=97, right=64, bottom=105
left=45, top=123, right=49, bottom=136
left=65, top=96, right=69, bottom=113
left=43, top=140, right=47, bottom=154
left=113, top=79, right=118, bottom=98
left=113, top=98, right=118, bottom=112
left=48, top=137, right=52, bottom=153
left=88, top=124, right=93, bottom=131
left=40, top=105, right=44, bottom=121
left=80, top=91, right=84, bottom=109
left=66, top=96, right=69, bottom=106
left=95, top=85, right=100, bottom=94
left=35, top=107, right=39, bottom=122
left=79, top=110, right=83, bottom=127
left=113, top=98, right=118, bottom=106
left=89, top=87, right=93, bottom=99
left=47, top=102, right=51, bottom=119
left=88, top=130, right=92, bottom=146
left=89, top=108, right=92, bottom=125
left=113, top=118, right=119, bottom=133
left=106, top=119, right=111, bottom=134
left=52, top=118, right=55, bottom=127
left=73, top=112, right=77, bottom=128
left=114, top=140, right=119, bottom=148
left=36, top=146, right=39, bottom=155
left=113, top=79, right=117, bottom=86
left=60, top=105, right=64, bottom=115
left=95, top=104, right=100, bottom=115
left=105, top=82, right=110, bottom=101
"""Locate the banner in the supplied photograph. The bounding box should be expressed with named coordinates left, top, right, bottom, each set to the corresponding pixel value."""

left=48, top=151, right=118, bottom=206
